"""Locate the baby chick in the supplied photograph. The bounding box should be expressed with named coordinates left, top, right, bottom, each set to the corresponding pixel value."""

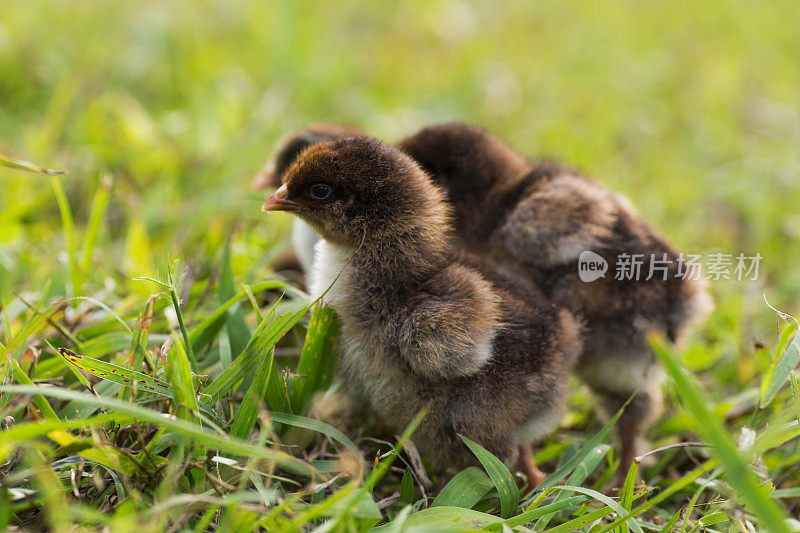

left=395, top=123, right=713, bottom=477
left=261, top=137, right=581, bottom=486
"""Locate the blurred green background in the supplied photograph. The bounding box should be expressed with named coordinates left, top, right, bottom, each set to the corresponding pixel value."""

left=1, top=0, right=798, bottom=341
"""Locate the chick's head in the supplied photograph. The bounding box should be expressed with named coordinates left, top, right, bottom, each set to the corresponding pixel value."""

left=262, top=137, right=446, bottom=246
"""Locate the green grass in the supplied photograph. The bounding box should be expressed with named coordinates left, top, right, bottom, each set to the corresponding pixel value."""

left=1, top=1, right=800, bottom=530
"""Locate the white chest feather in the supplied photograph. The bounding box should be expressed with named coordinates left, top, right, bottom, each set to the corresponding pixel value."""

left=308, top=239, right=353, bottom=308
left=291, top=220, right=321, bottom=274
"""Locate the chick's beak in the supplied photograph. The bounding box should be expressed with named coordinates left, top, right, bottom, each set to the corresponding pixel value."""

left=262, top=184, right=300, bottom=212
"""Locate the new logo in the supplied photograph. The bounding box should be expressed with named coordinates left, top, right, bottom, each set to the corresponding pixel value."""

left=578, top=251, right=608, bottom=282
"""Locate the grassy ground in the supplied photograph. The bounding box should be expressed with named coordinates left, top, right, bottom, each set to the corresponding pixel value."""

left=1, top=1, right=800, bottom=531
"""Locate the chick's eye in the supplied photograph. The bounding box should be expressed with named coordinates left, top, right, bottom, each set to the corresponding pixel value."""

left=309, top=183, right=331, bottom=201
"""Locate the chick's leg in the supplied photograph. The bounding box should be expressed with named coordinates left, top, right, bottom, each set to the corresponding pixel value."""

left=575, top=350, right=665, bottom=485
left=517, top=443, right=547, bottom=489
left=601, top=387, right=663, bottom=484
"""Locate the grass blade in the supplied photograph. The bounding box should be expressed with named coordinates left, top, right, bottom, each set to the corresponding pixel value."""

left=399, top=468, right=414, bottom=507
left=41, top=339, right=93, bottom=392
left=168, top=336, right=199, bottom=421
left=760, top=312, right=799, bottom=408
left=618, top=454, right=640, bottom=533
left=265, top=343, right=290, bottom=413
left=50, top=175, right=79, bottom=296
left=219, top=240, right=251, bottom=362
left=119, top=295, right=155, bottom=399
left=658, top=509, right=683, bottom=533
left=229, top=346, right=275, bottom=440
left=79, top=173, right=112, bottom=274
left=8, top=357, right=59, bottom=419
left=462, top=436, right=519, bottom=518
left=680, top=485, right=705, bottom=532
left=270, top=412, right=358, bottom=455
left=288, top=303, right=340, bottom=414
left=650, top=334, right=790, bottom=533
left=432, top=466, right=495, bottom=509
left=542, top=505, right=615, bottom=533
left=57, top=348, right=172, bottom=397
left=0, top=153, right=66, bottom=175
left=374, top=507, right=503, bottom=531
left=501, top=495, right=589, bottom=528
left=167, top=267, right=196, bottom=372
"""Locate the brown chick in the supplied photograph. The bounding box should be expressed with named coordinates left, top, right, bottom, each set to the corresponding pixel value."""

left=261, top=137, right=581, bottom=487
left=395, top=123, right=714, bottom=479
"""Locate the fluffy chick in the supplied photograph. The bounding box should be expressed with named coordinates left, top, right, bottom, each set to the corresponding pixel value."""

left=396, top=123, right=713, bottom=477
left=262, top=137, right=581, bottom=486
